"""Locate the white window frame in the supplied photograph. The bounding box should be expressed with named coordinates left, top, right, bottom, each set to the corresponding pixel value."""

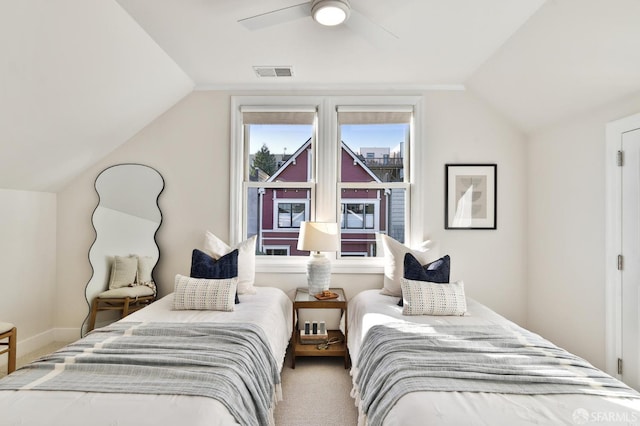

left=230, top=95, right=424, bottom=274
left=341, top=252, right=368, bottom=257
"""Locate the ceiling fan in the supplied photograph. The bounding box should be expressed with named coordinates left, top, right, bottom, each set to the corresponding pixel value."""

left=238, top=0, right=398, bottom=46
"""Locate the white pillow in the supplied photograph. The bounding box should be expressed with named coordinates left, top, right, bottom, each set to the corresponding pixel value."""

left=108, top=255, right=138, bottom=289
left=136, top=255, right=155, bottom=284
left=172, top=274, right=237, bottom=311
left=203, top=231, right=256, bottom=294
left=380, top=234, right=433, bottom=297
left=401, top=278, right=467, bottom=316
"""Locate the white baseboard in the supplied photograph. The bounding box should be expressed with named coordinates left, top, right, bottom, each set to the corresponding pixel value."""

left=16, top=329, right=55, bottom=357
left=53, top=328, right=82, bottom=343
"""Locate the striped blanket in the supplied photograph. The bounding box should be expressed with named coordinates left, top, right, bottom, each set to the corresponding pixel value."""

left=0, top=322, right=279, bottom=426
left=353, top=323, right=640, bottom=426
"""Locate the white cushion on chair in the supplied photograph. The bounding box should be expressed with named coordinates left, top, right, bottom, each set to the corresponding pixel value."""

left=136, top=255, right=155, bottom=284
left=108, top=255, right=139, bottom=289
left=98, top=286, right=154, bottom=299
left=0, top=322, right=15, bottom=334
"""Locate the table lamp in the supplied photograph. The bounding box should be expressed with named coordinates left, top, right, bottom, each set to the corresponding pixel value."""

left=297, top=222, right=339, bottom=295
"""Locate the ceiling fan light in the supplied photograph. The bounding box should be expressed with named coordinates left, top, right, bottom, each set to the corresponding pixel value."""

left=311, top=0, right=350, bottom=26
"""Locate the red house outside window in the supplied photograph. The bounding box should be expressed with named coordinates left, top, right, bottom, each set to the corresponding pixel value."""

left=238, top=101, right=413, bottom=259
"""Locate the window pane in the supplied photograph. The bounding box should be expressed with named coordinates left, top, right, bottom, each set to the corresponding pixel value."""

left=264, top=247, right=289, bottom=256
left=346, top=203, right=364, bottom=229
left=278, top=203, right=292, bottom=227
left=340, top=126, right=407, bottom=183
left=291, top=203, right=305, bottom=227
left=247, top=187, right=310, bottom=256
left=339, top=187, right=406, bottom=257
left=339, top=111, right=410, bottom=183
left=365, top=203, right=375, bottom=229
left=244, top=112, right=314, bottom=184
left=386, top=188, right=406, bottom=243
left=246, top=187, right=260, bottom=241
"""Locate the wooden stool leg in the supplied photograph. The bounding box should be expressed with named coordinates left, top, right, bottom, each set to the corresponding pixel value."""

left=8, top=327, right=16, bottom=374
left=88, top=298, right=99, bottom=332
left=122, top=297, right=131, bottom=317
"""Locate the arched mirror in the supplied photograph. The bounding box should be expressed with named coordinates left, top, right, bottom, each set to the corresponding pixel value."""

left=81, top=164, right=164, bottom=336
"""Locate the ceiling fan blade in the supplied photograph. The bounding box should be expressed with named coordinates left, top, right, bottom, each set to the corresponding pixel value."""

left=345, top=9, right=398, bottom=48
left=238, top=2, right=311, bottom=31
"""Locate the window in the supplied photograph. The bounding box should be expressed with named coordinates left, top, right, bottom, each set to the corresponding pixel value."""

left=342, top=202, right=377, bottom=229
left=276, top=201, right=307, bottom=229
left=263, top=246, right=290, bottom=256
left=234, top=106, right=315, bottom=258
left=337, top=107, right=412, bottom=254
left=230, top=96, right=423, bottom=272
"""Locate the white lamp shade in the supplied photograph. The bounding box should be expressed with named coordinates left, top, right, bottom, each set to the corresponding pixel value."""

left=297, top=222, right=339, bottom=252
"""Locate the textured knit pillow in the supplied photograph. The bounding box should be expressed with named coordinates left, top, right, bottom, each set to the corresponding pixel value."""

left=398, top=253, right=451, bottom=306
left=203, top=232, right=257, bottom=295
left=108, top=255, right=138, bottom=289
left=400, top=278, right=467, bottom=316
left=172, top=274, right=237, bottom=311
left=380, top=234, right=433, bottom=297
left=191, top=249, right=239, bottom=304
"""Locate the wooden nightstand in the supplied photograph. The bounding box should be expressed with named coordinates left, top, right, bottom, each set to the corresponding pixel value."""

left=291, top=287, right=349, bottom=369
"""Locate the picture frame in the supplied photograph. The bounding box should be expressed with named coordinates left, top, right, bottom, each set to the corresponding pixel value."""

left=445, top=164, right=497, bottom=230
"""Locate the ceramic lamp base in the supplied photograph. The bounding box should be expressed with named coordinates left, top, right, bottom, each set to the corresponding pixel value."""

left=306, top=252, right=331, bottom=295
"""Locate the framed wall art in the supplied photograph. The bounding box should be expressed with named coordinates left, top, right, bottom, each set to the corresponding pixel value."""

left=445, top=164, right=497, bottom=230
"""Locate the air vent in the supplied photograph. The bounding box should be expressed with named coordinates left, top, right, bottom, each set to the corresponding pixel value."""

left=253, top=66, right=294, bottom=78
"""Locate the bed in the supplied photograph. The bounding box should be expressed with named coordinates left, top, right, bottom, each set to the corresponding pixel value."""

left=0, top=286, right=292, bottom=426
left=348, top=289, right=640, bottom=426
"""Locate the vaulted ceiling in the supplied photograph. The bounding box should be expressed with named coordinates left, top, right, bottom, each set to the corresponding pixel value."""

left=2, top=0, right=640, bottom=191
left=0, top=1, right=193, bottom=191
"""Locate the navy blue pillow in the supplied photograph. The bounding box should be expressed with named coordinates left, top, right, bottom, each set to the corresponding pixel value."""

left=190, top=249, right=240, bottom=304
left=398, top=253, right=451, bottom=306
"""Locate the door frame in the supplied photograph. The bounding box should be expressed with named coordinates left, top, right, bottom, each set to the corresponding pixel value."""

left=605, top=112, right=640, bottom=379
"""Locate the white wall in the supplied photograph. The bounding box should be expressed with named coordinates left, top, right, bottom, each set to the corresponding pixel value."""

left=423, top=92, right=528, bottom=324
left=54, top=90, right=528, bottom=340
left=527, top=91, right=640, bottom=370
left=0, top=189, right=57, bottom=359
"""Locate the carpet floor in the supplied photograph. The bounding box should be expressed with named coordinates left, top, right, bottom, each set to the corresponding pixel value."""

left=275, top=348, right=358, bottom=426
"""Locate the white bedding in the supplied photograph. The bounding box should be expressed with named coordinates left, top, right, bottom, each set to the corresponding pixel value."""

left=0, top=286, right=292, bottom=426
left=348, top=289, right=640, bottom=426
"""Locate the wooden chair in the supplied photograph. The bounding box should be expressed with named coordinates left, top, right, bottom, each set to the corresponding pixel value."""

left=0, top=322, right=17, bottom=374
left=87, top=287, right=155, bottom=333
